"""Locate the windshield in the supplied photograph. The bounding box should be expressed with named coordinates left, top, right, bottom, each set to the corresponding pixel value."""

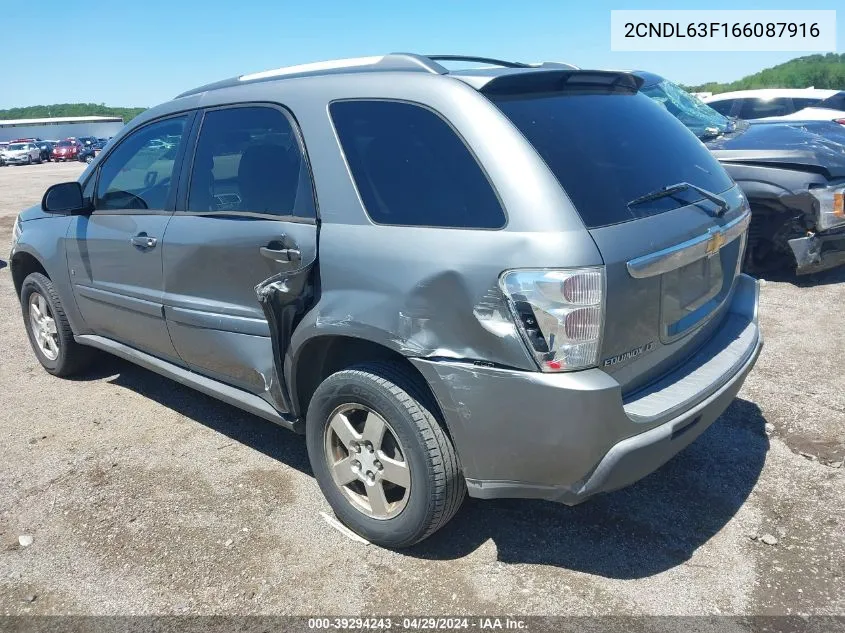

left=8, top=143, right=26, bottom=150
left=642, top=80, right=733, bottom=139
left=58, top=140, right=73, bottom=147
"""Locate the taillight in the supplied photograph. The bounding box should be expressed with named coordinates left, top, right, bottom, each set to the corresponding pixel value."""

left=834, top=118, right=845, bottom=126
left=500, top=268, right=605, bottom=372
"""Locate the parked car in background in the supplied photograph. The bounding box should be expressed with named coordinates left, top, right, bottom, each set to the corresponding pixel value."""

left=704, top=88, right=844, bottom=124
left=0, top=142, right=42, bottom=165
left=744, top=91, right=845, bottom=128
left=76, top=136, right=99, bottom=148
left=0, top=141, right=7, bottom=166
left=10, top=54, right=761, bottom=547
left=51, top=139, right=81, bottom=162
left=638, top=72, right=845, bottom=274
left=77, top=139, right=106, bottom=164
left=36, top=141, right=54, bottom=162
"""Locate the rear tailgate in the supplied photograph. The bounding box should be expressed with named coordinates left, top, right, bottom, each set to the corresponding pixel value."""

left=590, top=188, right=748, bottom=393
left=489, top=73, right=748, bottom=392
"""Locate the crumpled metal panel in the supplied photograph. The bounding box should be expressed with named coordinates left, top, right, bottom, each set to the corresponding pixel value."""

left=256, top=264, right=317, bottom=416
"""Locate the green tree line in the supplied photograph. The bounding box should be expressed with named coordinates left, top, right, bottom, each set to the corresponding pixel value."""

left=0, top=103, right=146, bottom=122
left=684, top=53, right=845, bottom=94
left=3, top=54, right=843, bottom=117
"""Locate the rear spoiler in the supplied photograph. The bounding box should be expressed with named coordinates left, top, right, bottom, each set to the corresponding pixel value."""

left=479, top=70, right=644, bottom=96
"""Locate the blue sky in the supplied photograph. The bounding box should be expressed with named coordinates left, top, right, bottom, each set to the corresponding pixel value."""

left=1, top=0, right=841, bottom=109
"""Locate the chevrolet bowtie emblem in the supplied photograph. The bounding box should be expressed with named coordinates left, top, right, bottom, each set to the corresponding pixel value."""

left=705, top=229, right=726, bottom=257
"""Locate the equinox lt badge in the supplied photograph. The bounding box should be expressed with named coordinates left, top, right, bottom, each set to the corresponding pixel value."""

left=603, top=341, right=655, bottom=367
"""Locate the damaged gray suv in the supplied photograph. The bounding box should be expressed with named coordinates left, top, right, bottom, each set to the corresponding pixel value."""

left=10, top=54, right=762, bottom=547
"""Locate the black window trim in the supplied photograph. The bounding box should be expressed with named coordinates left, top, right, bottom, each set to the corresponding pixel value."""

left=327, top=97, right=509, bottom=230
left=85, top=110, right=197, bottom=217
left=174, top=101, right=319, bottom=225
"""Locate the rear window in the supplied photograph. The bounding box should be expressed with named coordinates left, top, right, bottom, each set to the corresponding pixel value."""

left=492, top=92, right=733, bottom=228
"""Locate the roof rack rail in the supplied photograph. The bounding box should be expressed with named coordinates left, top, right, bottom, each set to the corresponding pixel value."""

left=531, top=61, right=580, bottom=70
left=175, top=53, right=549, bottom=99
left=176, top=54, right=449, bottom=98
left=424, top=55, right=530, bottom=69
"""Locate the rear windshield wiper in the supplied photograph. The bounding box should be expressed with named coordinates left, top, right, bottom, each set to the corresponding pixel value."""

left=627, top=182, right=729, bottom=216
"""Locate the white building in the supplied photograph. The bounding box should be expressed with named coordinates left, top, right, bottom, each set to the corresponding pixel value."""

left=0, top=115, right=125, bottom=142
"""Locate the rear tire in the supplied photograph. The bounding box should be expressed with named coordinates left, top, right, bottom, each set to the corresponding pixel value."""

left=21, top=273, right=93, bottom=377
left=306, top=361, right=465, bottom=548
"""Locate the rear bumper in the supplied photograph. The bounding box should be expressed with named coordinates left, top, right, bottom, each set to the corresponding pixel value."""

left=789, top=227, right=845, bottom=275
left=411, top=274, right=762, bottom=504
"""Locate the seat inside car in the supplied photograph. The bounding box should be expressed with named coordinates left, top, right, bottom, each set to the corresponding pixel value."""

left=237, top=144, right=300, bottom=214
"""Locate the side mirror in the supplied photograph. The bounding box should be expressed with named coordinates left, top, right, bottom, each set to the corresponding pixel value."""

left=42, top=182, right=87, bottom=215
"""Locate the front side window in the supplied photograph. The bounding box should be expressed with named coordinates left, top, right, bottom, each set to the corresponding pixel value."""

left=187, top=106, right=314, bottom=218
left=95, top=116, right=187, bottom=211
left=738, top=98, right=791, bottom=119
left=330, top=100, right=505, bottom=229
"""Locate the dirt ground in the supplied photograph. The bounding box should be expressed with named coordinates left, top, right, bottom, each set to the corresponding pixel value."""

left=0, top=162, right=842, bottom=617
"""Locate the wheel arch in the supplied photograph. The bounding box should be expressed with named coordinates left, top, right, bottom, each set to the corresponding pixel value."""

left=11, top=250, right=49, bottom=298
left=290, top=334, right=441, bottom=425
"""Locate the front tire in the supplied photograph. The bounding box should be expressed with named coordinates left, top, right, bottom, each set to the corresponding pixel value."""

left=21, top=273, right=92, bottom=376
left=306, top=362, right=465, bottom=548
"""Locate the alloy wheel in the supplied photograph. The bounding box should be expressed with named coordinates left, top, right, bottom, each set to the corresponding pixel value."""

left=28, top=292, right=59, bottom=361
left=323, top=404, right=411, bottom=520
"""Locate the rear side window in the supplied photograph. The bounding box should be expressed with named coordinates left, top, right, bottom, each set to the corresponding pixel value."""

left=187, top=106, right=314, bottom=218
left=738, top=98, right=791, bottom=119
left=792, top=97, right=823, bottom=111
left=492, top=92, right=733, bottom=229
left=330, top=100, right=505, bottom=229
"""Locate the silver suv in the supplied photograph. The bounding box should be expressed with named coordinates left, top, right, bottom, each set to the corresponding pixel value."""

left=10, top=54, right=762, bottom=547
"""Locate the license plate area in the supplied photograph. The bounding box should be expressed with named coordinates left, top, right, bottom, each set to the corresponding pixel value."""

left=660, top=249, right=728, bottom=342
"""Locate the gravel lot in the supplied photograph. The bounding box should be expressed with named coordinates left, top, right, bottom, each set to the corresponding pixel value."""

left=0, top=162, right=842, bottom=617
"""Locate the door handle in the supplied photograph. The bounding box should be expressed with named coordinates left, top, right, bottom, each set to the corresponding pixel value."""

left=260, top=246, right=301, bottom=263
left=130, top=234, right=158, bottom=249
